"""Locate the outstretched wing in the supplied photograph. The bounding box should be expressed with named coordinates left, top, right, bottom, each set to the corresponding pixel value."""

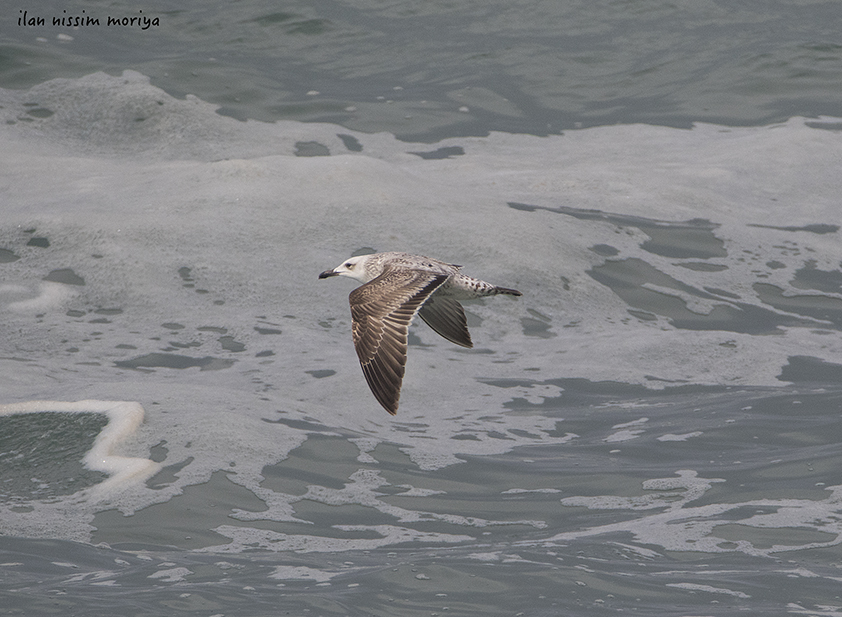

left=349, top=268, right=448, bottom=414
left=418, top=295, right=473, bottom=348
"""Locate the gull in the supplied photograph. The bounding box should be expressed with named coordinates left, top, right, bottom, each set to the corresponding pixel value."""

left=319, top=252, right=522, bottom=414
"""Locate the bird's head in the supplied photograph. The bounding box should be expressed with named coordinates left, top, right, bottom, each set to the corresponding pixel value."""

left=318, top=255, right=374, bottom=283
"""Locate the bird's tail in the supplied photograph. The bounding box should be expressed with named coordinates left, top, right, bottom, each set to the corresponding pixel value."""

left=494, top=286, right=522, bottom=296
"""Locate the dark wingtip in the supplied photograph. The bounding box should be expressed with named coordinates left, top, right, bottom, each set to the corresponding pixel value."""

left=379, top=396, right=399, bottom=415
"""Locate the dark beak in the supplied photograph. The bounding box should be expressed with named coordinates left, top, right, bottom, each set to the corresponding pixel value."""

left=318, top=269, right=339, bottom=279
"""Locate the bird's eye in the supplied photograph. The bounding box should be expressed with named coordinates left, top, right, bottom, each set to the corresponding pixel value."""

left=345, top=262, right=354, bottom=269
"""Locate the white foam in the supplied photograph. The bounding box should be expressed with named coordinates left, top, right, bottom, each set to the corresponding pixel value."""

left=657, top=431, right=703, bottom=442
left=230, top=467, right=547, bottom=533
left=268, top=566, right=341, bottom=582
left=6, top=281, right=78, bottom=313
left=147, top=567, right=193, bottom=583
left=0, top=399, right=160, bottom=495
left=532, top=472, right=842, bottom=556
left=666, top=582, right=751, bottom=599
left=502, top=488, right=562, bottom=494
left=200, top=525, right=474, bottom=554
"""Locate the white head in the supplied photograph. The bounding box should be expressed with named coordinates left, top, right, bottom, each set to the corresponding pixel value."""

left=318, top=254, right=376, bottom=283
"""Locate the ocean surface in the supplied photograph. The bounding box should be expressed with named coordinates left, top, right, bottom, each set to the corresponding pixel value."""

left=2, top=1, right=842, bottom=615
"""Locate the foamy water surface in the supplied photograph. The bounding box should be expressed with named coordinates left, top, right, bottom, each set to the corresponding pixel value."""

left=1, top=70, right=841, bottom=615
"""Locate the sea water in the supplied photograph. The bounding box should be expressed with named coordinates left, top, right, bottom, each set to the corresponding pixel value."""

left=2, top=2, right=842, bottom=616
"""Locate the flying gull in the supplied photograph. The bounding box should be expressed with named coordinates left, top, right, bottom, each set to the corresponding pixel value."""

left=319, top=252, right=522, bottom=414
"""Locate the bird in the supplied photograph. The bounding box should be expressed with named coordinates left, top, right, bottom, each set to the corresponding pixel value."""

left=318, top=252, right=522, bottom=415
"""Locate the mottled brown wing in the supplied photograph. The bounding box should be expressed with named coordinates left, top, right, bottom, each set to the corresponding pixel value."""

left=349, top=269, right=448, bottom=415
left=418, top=295, right=473, bottom=348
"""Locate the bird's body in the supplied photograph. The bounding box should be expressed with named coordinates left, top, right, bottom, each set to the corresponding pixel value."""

left=319, top=252, right=521, bottom=414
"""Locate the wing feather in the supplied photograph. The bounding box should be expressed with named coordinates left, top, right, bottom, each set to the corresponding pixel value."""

left=349, top=268, right=448, bottom=414
left=418, top=295, right=473, bottom=348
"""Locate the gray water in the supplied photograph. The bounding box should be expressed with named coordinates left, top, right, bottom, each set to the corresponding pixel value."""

left=2, top=1, right=842, bottom=616
left=6, top=0, right=842, bottom=139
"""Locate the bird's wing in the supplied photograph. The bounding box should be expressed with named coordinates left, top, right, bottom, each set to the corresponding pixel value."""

left=418, top=295, right=473, bottom=348
left=349, top=268, right=448, bottom=414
